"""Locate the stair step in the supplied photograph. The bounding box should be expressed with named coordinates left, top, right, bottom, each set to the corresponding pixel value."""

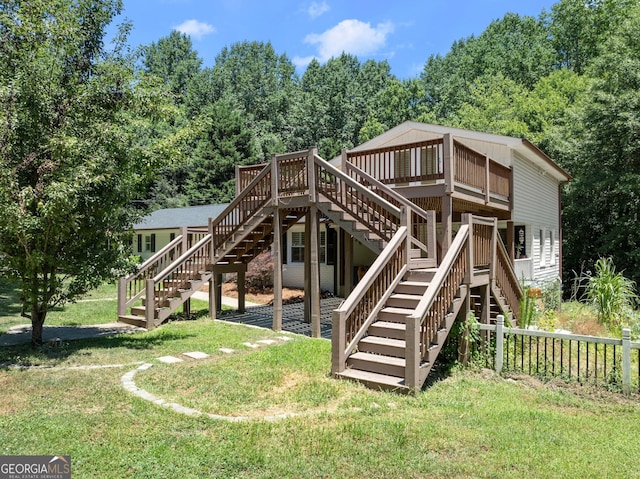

left=336, top=368, right=408, bottom=392
left=368, top=321, right=406, bottom=340
left=394, top=281, right=430, bottom=295
left=359, top=336, right=406, bottom=357
left=408, top=268, right=437, bottom=282
left=387, top=293, right=422, bottom=309
left=130, top=306, right=146, bottom=316
left=118, top=315, right=148, bottom=328
left=378, top=307, right=413, bottom=323
left=347, top=352, right=406, bottom=377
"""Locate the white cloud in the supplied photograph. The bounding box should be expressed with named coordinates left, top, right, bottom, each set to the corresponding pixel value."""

left=307, top=1, right=330, bottom=19
left=303, top=19, right=394, bottom=63
left=174, top=19, right=216, bottom=40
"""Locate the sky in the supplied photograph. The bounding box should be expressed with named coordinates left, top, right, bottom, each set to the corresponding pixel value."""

left=111, top=0, right=558, bottom=78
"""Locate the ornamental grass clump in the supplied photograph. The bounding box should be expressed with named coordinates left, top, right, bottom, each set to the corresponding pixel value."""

left=585, top=257, right=638, bottom=327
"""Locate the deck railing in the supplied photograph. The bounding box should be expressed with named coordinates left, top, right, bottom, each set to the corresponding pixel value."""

left=236, top=164, right=266, bottom=194
left=332, top=227, right=408, bottom=375
left=345, top=136, right=511, bottom=204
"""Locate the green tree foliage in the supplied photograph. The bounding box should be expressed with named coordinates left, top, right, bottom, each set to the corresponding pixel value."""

left=560, top=4, right=640, bottom=286
left=184, top=100, right=260, bottom=204
left=421, top=13, right=554, bottom=120
left=585, top=257, right=638, bottom=327
left=0, top=0, right=174, bottom=345
left=142, top=30, right=202, bottom=103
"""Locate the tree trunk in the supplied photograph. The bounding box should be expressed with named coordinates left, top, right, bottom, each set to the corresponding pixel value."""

left=31, top=307, right=46, bottom=348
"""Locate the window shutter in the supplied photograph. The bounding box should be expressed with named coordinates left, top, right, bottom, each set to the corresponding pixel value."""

left=151, top=234, right=156, bottom=253
left=137, top=234, right=142, bottom=253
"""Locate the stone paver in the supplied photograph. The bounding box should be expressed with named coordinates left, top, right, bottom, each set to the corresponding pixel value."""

left=219, top=348, right=235, bottom=354
left=157, top=355, right=183, bottom=364
left=183, top=351, right=209, bottom=359
left=242, top=342, right=259, bottom=349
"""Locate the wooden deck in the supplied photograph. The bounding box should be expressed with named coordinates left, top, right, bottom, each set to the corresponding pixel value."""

left=218, top=297, right=343, bottom=340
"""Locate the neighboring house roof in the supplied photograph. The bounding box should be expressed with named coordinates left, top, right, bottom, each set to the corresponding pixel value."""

left=343, top=121, right=571, bottom=183
left=134, top=203, right=229, bottom=230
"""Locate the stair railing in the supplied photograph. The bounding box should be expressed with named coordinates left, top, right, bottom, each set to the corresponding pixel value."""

left=209, top=163, right=272, bottom=254
left=144, top=233, right=213, bottom=327
left=314, top=154, right=402, bottom=242
left=406, top=225, right=470, bottom=390
left=332, top=227, right=409, bottom=376
left=118, top=227, right=203, bottom=318
left=494, top=236, right=523, bottom=321
left=344, top=161, right=437, bottom=267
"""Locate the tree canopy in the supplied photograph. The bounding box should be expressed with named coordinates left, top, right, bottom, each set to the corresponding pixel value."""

left=0, top=0, right=175, bottom=345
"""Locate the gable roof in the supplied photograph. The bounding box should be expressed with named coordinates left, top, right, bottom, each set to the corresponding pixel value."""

left=133, top=203, right=229, bottom=230
left=349, top=121, right=571, bottom=182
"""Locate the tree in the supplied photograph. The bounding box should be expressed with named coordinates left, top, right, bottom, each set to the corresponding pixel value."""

left=184, top=100, right=260, bottom=204
left=0, top=0, right=174, bottom=345
left=559, top=5, right=640, bottom=287
left=141, top=30, right=202, bottom=103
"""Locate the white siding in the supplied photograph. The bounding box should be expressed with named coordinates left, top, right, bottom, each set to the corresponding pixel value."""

left=282, top=224, right=336, bottom=293
left=512, top=153, right=561, bottom=282
left=133, top=229, right=179, bottom=261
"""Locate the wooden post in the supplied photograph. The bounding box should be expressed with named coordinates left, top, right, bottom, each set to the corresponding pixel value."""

left=145, top=279, right=155, bottom=329
left=180, top=226, right=188, bottom=252
left=117, top=277, right=126, bottom=317
left=441, top=195, right=453, bottom=256
left=271, top=153, right=279, bottom=202
left=495, top=315, right=505, bottom=374
left=490, top=217, right=498, bottom=284
left=401, top=206, right=411, bottom=266
left=443, top=133, right=454, bottom=195
left=308, top=147, right=317, bottom=202
left=331, top=311, right=346, bottom=375
left=235, top=165, right=241, bottom=197
left=507, top=220, right=515, bottom=263
left=462, top=213, right=473, bottom=285
left=272, top=207, right=283, bottom=331
left=427, top=210, right=437, bottom=265
left=405, top=315, right=420, bottom=393
left=237, top=267, right=246, bottom=314
left=344, top=232, right=353, bottom=297
left=303, top=212, right=311, bottom=323
left=208, top=276, right=215, bottom=320
left=485, top=154, right=491, bottom=204
left=310, top=205, right=321, bottom=338
left=341, top=149, right=348, bottom=174
left=622, top=328, right=631, bottom=395
left=215, top=273, right=222, bottom=314
left=183, top=298, right=191, bottom=318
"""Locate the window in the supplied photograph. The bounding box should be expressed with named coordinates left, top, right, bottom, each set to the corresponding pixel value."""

left=549, top=230, right=556, bottom=265
left=137, top=234, right=143, bottom=253
left=169, top=232, right=176, bottom=242
left=539, top=229, right=546, bottom=267
left=145, top=234, right=156, bottom=253
left=291, top=231, right=304, bottom=262
left=514, top=225, right=526, bottom=259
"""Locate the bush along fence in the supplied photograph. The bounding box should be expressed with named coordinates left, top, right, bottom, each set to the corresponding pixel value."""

left=475, top=316, right=640, bottom=395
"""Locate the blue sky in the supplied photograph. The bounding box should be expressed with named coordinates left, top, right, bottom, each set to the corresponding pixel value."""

left=112, top=0, right=557, bottom=78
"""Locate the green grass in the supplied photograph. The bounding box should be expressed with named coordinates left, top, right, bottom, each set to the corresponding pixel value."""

left=1, top=318, right=640, bottom=478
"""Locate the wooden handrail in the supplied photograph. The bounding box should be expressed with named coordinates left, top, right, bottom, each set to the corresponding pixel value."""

left=154, top=234, right=212, bottom=284
left=332, top=228, right=408, bottom=375
left=495, top=235, right=523, bottom=320
left=315, top=155, right=402, bottom=218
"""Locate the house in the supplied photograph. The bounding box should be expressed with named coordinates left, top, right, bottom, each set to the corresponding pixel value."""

left=132, top=204, right=228, bottom=261
left=118, top=121, right=570, bottom=392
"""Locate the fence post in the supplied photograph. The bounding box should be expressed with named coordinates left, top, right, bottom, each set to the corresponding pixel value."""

left=145, top=279, right=155, bottom=330
left=622, top=328, right=631, bottom=396
left=495, top=315, right=504, bottom=374
left=117, top=277, right=126, bottom=317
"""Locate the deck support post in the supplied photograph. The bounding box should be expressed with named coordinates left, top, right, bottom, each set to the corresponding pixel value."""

left=272, top=207, right=283, bottom=331
left=343, top=232, right=353, bottom=297
left=405, top=315, right=420, bottom=393
left=238, top=268, right=246, bottom=314
left=183, top=298, right=191, bottom=318
left=208, top=276, right=215, bottom=320
left=304, top=212, right=311, bottom=324
left=309, top=205, right=321, bottom=338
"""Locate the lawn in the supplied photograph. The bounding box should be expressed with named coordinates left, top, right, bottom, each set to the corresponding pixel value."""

left=1, top=281, right=640, bottom=477
left=1, top=317, right=640, bottom=479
